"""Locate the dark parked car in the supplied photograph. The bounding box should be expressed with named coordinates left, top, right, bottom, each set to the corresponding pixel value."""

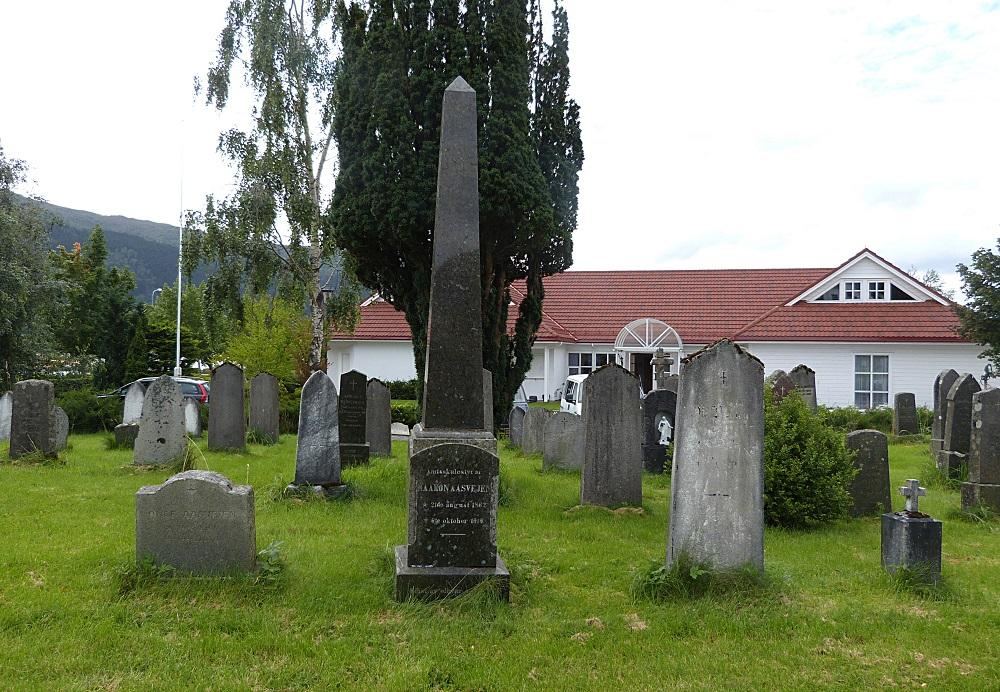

left=99, top=376, right=210, bottom=404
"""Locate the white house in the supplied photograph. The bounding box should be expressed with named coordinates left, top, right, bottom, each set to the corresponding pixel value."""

left=328, top=249, right=987, bottom=408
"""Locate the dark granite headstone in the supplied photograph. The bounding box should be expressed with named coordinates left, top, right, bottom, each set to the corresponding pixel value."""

left=580, top=364, right=642, bottom=507
left=931, top=369, right=960, bottom=453
left=668, top=340, right=764, bottom=572
left=521, top=407, right=550, bottom=455
left=291, top=371, right=343, bottom=491
left=366, top=379, right=392, bottom=457
left=892, top=392, right=918, bottom=435
left=339, top=370, right=370, bottom=465
left=846, top=429, right=891, bottom=516
left=789, top=364, right=817, bottom=411
left=134, top=376, right=186, bottom=466
left=961, top=388, right=1000, bottom=512
left=641, top=389, right=676, bottom=474
left=542, top=411, right=583, bottom=470
left=881, top=480, right=941, bottom=584
left=114, top=423, right=139, bottom=449
left=9, top=379, right=56, bottom=459
left=136, top=470, right=256, bottom=575
left=249, top=372, right=280, bottom=444
left=208, top=362, right=246, bottom=452
left=508, top=406, right=526, bottom=447
left=943, top=374, right=980, bottom=457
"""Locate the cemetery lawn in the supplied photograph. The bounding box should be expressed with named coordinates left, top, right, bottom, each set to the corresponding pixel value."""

left=1, top=436, right=998, bottom=690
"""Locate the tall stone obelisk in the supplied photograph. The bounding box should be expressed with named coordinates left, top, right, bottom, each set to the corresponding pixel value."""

left=395, top=77, right=509, bottom=601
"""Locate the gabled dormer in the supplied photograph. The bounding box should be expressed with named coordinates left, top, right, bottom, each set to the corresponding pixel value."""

left=785, top=249, right=949, bottom=306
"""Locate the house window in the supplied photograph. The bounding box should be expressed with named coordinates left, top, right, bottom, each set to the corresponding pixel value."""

left=890, top=284, right=915, bottom=300
left=854, top=355, right=889, bottom=409
left=868, top=281, right=886, bottom=300
left=843, top=281, right=862, bottom=300
left=568, top=351, right=616, bottom=376
left=816, top=285, right=840, bottom=301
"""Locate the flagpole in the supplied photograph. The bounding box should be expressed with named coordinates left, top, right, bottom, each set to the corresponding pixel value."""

left=174, top=119, right=184, bottom=378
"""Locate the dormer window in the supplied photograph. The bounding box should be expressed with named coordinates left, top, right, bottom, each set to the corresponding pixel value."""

left=816, top=285, right=840, bottom=301
left=843, top=281, right=862, bottom=300
left=868, top=281, right=886, bottom=300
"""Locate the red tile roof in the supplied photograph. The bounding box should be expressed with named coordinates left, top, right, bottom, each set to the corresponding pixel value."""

left=331, top=258, right=965, bottom=344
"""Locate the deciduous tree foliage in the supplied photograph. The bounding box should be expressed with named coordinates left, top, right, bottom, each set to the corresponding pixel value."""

left=332, top=0, right=583, bottom=427
left=957, top=240, right=1000, bottom=370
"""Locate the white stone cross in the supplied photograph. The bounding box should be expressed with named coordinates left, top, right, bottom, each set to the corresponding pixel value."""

left=899, top=479, right=927, bottom=512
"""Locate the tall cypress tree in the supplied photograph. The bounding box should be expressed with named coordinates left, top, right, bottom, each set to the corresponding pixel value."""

left=332, top=0, right=583, bottom=427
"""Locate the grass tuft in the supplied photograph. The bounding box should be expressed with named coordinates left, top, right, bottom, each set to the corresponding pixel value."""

left=631, top=553, right=770, bottom=602
left=883, top=566, right=956, bottom=601
left=948, top=502, right=997, bottom=529
left=114, top=557, right=176, bottom=598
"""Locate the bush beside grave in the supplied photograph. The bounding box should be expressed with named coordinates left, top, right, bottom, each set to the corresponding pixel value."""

left=763, top=387, right=856, bottom=528
left=278, top=387, right=301, bottom=434
left=391, top=400, right=419, bottom=428
left=384, top=378, right=418, bottom=400
left=57, top=388, right=121, bottom=433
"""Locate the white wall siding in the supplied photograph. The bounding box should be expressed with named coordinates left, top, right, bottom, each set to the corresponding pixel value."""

left=326, top=341, right=417, bottom=386
left=742, top=342, right=987, bottom=408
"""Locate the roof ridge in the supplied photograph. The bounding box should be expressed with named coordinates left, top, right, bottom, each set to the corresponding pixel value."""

left=731, top=303, right=785, bottom=340
left=509, top=283, right=579, bottom=342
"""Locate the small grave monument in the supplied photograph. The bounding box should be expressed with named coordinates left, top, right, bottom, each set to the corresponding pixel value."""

left=208, top=362, right=246, bottom=452
left=122, top=382, right=145, bottom=425
left=651, top=348, right=673, bottom=390
left=668, top=340, right=765, bottom=572
left=938, top=374, right=980, bottom=478
left=769, top=370, right=797, bottom=403
left=366, top=379, right=392, bottom=457
left=846, top=429, right=891, bottom=516
left=134, top=376, right=187, bottom=466
left=508, top=406, right=526, bottom=447
left=789, top=364, right=817, bottom=411
left=183, top=399, right=201, bottom=437
left=521, top=407, right=550, bottom=455
left=289, top=370, right=346, bottom=497
left=0, top=391, right=11, bottom=441
left=136, top=470, right=256, bottom=575
left=339, top=370, right=370, bottom=465
left=892, top=392, right=919, bottom=435
left=641, top=389, right=676, bottom=474
left=931, top=369, right=959, bottom=455
left=961, top=388, right=1000, bottom=512
left=9, top=379, right=56, bottom=459
left=114, top=423, right=139, bottom=449
left=51, top=405, right=69, bottom=450
left=249, top=372, right=280, bottom=444
left=580, top=364, right=642, bottom=507
left=881, top=479, right=942, bottom=584
left=543, top=411, right=584, bottom=470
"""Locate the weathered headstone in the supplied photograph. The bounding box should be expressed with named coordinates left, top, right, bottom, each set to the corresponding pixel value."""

left=366, top=379, right=392, bottom=457
left=114, top=423, right=139, bottom=449
left=521, top=407, right=550, bottom=456
left=543, top=411, right=584, bottom=470
left=892, top=392, right=918, bottom=436
left=134, top=376, right=187, bottom=466
left=136, top=470, right=256, bottom=575
left=290, top=371, right=344, bottom=495
left=9, top=379, right=56, bottom=459
left=660, top=374, right=679, bottom=394
left=51, top=406, right=69, bottom=451
left=770, top=371, right=797, bottom=403
left=208, top=363, right=246, bottom=452
left=483, top=369, right=494, bottom=435
left=789, top=364, right=817, bottom=411
left=122, top=382, right=145, bottom=425
left=339, top=370, right=370, bottom=465
left=580, top=364, right=642, bottom=507
left=881, top=479, right=942, bottom=584
left=961, top=388, right=1000, bottom=512
left=846, top=429, right=891, bottom=516
left=395, top=77, right=507, bottom=601
left=391, top=422, right=410, bottom=437
left=183, top=399, right=201, bottom=437
left=641, top=389, right=677, bottom=474
left=938, top=374, right=981, bottom=477
left=668, top=340, right=764, bottom=571
left=249, top=372, right=280, bottom=444
left=508, top=406, right=526, bottom=447
left=931, top=369, right=959, bottom=454
left=0, top=391, right=10, bottom=442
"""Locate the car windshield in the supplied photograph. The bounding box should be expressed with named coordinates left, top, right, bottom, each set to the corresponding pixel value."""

left=564, top=380, right=577, bottom=404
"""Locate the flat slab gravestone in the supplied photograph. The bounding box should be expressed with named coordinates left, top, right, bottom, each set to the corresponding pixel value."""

left=668, top=340, right=765, bottom=571
left=292, top=371, right=343, bottom=492
left=52, top=405, right=69, bottom=450
left=961, top=388, right=1000, bottom=512
left=9, top=379, right=56, bottom=459
left=208, top=362, right=246, bottom=452
left=882, top=479, right=941, bottom=584
left=543, top=411, right=584, bottom=470
left=339, top=370, right=370, bottom=465
left=789, top=364, right=817, bottom=411
left=642, top=389, right=677, bottom=474
left=183, top=399, right=201, bottom=437
left=122, top=382, right=145, bottom=425
left=114, top=423, right=139, bottom=449
left=943, top=374, right=980, bottom=457
left=0, top=391, right=11, bottom=442
left=520, top=407, right=550, bottom=455
left=134, top=376, right=187, bottom=466
left=508, top=406, right=526, bottom=447
left=136, top=470, right=256, bottom=575
left=580, top=364, right=642, bottom=507
left=391, top=422, right=410, bottom=437
left=249, top=372, right=280, bottom=444
left=893, top=392, right=919, bottom=435
left=366, top=379, right=392, bottom=457
left=846, top=429, right=892, bottom=516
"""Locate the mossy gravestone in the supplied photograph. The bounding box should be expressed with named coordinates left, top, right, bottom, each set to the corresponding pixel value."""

left=846, top=429, right=891, bottom=516
left=290, top=370, right=344, bottom=495
left=136, top=470, right=256, bottom=575
left=10, top=379, right=56, bottom=459
left=521, top=407, right=550, bottom=455
left=789, top=364, right=817, bottom=411
left=962, top=389, right=1000, bottom=512
left=939, top=374, right=981, bottom=478
left=892, top=392, right=918, bottom=436
left=208, top=362, right=246, bottom=452
left=580, top=364, right=642, bottom=507
left=249, top=372, right=280, bottom=444
left=366, top=379, right=392, bottom=457
left=134, top=376, right=186, bottom=466
left=52, top=406, right=69, bottom=450
left=931, top=369, right=959, bottom=455
left=508, top=406, right=526, bottom=447
left=543, top=411, right=583, bottom=471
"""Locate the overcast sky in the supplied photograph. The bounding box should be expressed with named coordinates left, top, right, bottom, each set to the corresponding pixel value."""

left=2, top=1, right=997, bottom=296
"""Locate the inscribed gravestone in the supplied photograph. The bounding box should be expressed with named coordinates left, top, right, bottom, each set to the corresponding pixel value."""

left=249, top=372, right=280, bottom=444
left=134, top=376, right=187, bottom=466
left=580, top=364, right=642, bottom=507
left=52, top=406, right=69, bottom=450
left=892, top=392, right=919, bottom=435
left=0, top=391, right=11, bottom=442
left=183, top=399, right=201, bottom=437
left=483, top=369, right=493, bottom=435
left=136, top=470, right=255, bottom=574
left=789, top=364, right=817, bottom=411
left=508, top=406, right=526, bottom=447
left=770, top=371, right=797, bottom=403
left=846, top=429, right=891, bottom=516
left=339, top=370, right=370, bottom=465
left=543, top=411, right=583, bottom=470
left=961, top=388, right=1000, bottom=511
left=366, top=379, right=392, bottom=457
left=292, top=371, right=342, bottom=489
left=114, top=423, right=139, bottom=449
left=9, top=379, right=56, bottom=459
left=521, top=408, right=550, bottom=455
left=208, top=362, right=246, bottom=452
left=931, top=369, right=959, bottom=453
left=642, top=389, right=677, bottom=474
left=668, top=340, right=764, bottom=571
left=122, top=382, right=145, bottom=425
left=943, top=374, right=980, bottom=455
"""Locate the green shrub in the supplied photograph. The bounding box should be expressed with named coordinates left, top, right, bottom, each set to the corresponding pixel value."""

left=391, top=400, right=419, bottom=428
left=385, top=378, right=418, bottom=400
left=279, top=387, right=301, bottom=434
left=57, top=388, right=120, bottom=433
left=49, top=374, right=95, bottom=397
left=764, top=388, right=856, bottom=528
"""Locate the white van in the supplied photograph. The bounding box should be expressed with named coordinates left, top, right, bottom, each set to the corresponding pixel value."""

left=559, top=374, right=588, bottom=415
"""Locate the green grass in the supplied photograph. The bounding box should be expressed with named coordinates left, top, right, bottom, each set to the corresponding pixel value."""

left=0, top=434, right=997, bottom=689
left=529, top=400, right=561, bottom=411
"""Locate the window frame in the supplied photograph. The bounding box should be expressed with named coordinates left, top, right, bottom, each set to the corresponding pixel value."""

left=853, top=354, right=890, bottom=409
left=842, top=280, right=863, bottom=301
left=568, top=350, right=618, bottom=376
left=867, top=280, right=887, bottom=301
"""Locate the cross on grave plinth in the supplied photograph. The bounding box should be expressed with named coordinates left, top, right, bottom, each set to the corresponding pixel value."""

left=652, top=348, right=674, bottom=390
left=899, top=479, right=927, bottom=513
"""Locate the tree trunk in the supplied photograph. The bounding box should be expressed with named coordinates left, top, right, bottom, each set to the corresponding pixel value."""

left=308, top=242, right=325, bottom=372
